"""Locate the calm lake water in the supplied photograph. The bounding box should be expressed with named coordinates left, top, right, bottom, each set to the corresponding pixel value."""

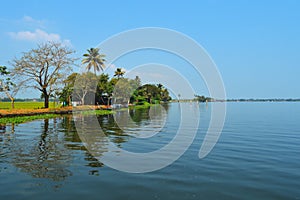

left=0, top=102, right=300, bottom=199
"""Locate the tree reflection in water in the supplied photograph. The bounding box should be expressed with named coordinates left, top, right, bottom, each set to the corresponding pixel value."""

left=74, top=104, right=169, bottom=170
left=58, top=115, right=105, bottom=175
left=2, top=104, right=169, bottom=183
left=12, top=119, right=73, bottom=181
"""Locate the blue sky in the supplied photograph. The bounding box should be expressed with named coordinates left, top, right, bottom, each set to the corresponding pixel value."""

left=0, top=0, right=300, bottom=99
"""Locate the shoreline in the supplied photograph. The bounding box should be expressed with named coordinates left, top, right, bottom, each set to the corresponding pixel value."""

left=0, top=104, right=152, bottom=124
left=0, top=106, right=112, bottom=124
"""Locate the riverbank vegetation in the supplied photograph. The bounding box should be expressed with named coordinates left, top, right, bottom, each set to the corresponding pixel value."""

left=0, top=103, right=153, bottom=124
left=0, top=42, right=172, bottom=112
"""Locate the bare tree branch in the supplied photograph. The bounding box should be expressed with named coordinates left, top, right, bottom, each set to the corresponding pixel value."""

left=11, top=42, right=77, bottom=108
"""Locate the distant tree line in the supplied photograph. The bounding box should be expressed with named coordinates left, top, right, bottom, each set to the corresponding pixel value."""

left=0, top=98, right=45, bottom=102
left=226, top=98, right=300, bottom=102
left=194, top=95, right=214, bottom=102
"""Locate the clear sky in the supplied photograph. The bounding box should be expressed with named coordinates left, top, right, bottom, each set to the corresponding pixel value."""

left=0, top=0, right=299, bottom=99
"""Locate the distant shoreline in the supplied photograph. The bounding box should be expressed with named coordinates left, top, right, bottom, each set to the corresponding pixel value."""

left=172, top=98, right=300, bottom=103
left=2, top=98, right=299, bottom=104
left=224, top=99, right=300, bottom=102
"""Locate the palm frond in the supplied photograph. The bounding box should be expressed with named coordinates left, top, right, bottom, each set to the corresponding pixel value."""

left=82, top=48, right=105, bottom=73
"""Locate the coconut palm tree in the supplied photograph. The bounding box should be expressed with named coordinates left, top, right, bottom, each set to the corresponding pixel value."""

left=114, top=68, right=125, bottom=78
left=82, top=48, right=106, bottom=74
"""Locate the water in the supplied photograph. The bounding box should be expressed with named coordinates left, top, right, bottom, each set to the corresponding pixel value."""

left=0, top=102, right=300, bottom=199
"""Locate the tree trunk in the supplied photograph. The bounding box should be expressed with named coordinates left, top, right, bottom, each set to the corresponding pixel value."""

left=44, top=94, right=49, bottom=108
left=81, top=96, right=85, bottom=105
left=5, top=91, right=15, bottom=109
left=11, top=98, right=15, bottom=109
left=68, top=95, right=71, bottom=106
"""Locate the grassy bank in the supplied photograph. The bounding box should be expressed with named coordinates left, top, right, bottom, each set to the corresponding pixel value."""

left=0, top=113, right=61, bottom=124
left=0, top=103, right=153, bottom=125
left=0, top=108, right=114, bottom=124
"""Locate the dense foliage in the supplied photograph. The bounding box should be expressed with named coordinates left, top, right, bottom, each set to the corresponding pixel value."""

left=194, top=95, right=214, bottom=102
left=59, top=73, right=171, bottom=106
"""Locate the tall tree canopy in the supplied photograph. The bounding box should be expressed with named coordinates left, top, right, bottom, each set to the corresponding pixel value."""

left=82, top=48, right=106, bottom=74
left=11, top=42, right=76, bottom=108
left=114, top=68, right=125, bottom=78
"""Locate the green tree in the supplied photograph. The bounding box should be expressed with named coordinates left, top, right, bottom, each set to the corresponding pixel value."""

left=143, top=84, right=161, bottom=103
left=161, top=88, right=171, bottom=102
left=11, top=42, right=76, bottom=108
left=157, top=83, right=163, bottom=90
left=0, top=66, right=10, bottom=76
left=131, top=84, right=170, bottom=104
left=96, top=73, right=111, bottom=104
left=114, top=68, right=125, bottom=78
left=82, top=48, right=106, bottom=74
left=0, top=66, right=13, bottom=91
left=59, top=73, right=78, bottom=106
left=194, top=94, right=213, bottom=102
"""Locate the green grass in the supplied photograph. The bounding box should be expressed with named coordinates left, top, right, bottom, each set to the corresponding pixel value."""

left=0, top=113, right=61, bottom=124
left=79, top=109, right=114, bottom=115
left=0, top=101, right=59, bottom=109
left=129, top=103, right=151, bottom=109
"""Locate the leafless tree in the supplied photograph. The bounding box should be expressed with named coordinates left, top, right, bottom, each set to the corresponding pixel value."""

left=1, top=75, right=25, bottom=109
left=11, top=42, right=76, bottom=108
left=72, top=72, right=97, bottom=105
